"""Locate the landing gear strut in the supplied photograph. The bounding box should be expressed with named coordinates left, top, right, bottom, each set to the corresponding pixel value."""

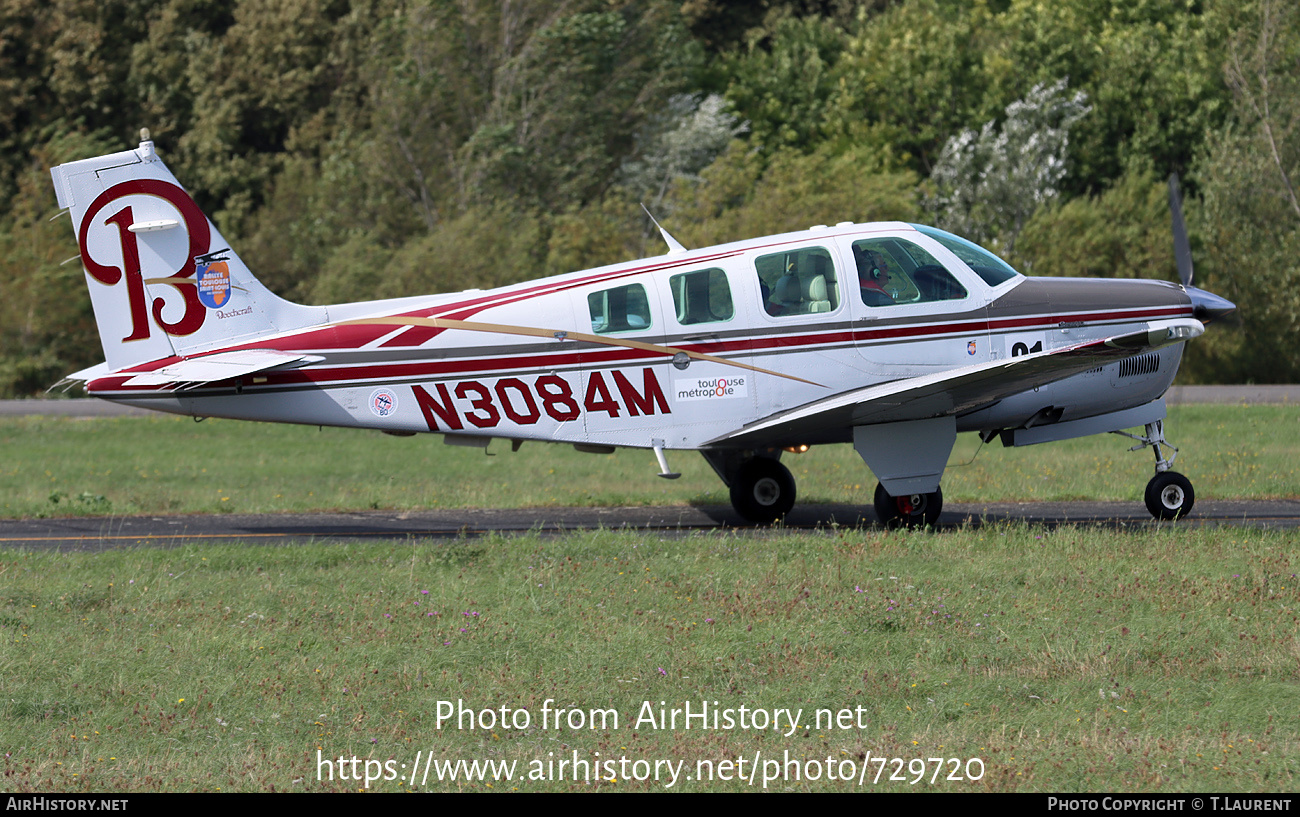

left=1115, top=419, right=1195, bottom=520
left=874, top=482, right=943, bottom=529
left=729, top=457, right=796, bottom=525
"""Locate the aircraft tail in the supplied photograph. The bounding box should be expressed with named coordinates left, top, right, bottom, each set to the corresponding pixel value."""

left=51, top=135, right=326, bottom=374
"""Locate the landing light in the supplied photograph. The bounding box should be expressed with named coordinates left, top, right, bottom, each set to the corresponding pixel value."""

left=784, top=444, right=810, bottom=454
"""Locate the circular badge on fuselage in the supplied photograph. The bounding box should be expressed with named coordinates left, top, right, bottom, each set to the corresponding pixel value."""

left=369, top=388, right=398, bottom=418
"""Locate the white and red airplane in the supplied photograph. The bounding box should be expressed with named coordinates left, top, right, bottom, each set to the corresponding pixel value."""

left=51, top=134, right=1234, bottom=526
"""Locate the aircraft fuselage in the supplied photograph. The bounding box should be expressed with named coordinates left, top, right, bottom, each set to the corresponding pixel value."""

left=85, top=225, right=1193, bottom=454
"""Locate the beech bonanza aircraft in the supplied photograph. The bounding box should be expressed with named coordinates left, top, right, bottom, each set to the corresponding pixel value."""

left=51, top=134, right=1234, bottom=526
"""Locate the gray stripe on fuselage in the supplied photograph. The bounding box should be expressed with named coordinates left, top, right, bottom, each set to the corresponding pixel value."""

left=253, top=278, right=1186, bottom=367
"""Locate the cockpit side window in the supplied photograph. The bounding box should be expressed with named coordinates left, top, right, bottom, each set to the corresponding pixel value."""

left=669, top=267, right=733, bottom=325
left=588, top=283, right=651, bottom=334
left=852, top=238, right=968, bottom=308
left=755, top=247, right=839, bottom=318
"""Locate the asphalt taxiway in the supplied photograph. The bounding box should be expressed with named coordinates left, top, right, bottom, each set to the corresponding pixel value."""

left=4, top=390, right=1297, bottom=549
left=3, top=500, right=1299, bottom=551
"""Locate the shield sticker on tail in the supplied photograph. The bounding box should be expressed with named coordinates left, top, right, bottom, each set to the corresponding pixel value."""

left=196, top=251, right=232, bottom=308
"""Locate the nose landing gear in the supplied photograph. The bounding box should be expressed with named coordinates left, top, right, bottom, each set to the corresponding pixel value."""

left=1116, top=419, right=1195, bottom=520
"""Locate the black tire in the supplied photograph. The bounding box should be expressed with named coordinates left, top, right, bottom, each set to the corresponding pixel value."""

left=1145, top=471, right=1194, bottom=520
left=730, top=458, right=796, bottom=524
left=874, top=482, right=943, bottom=529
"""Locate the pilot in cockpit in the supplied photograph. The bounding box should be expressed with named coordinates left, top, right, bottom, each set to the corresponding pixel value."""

left=855, top=245, right=896, bottom=306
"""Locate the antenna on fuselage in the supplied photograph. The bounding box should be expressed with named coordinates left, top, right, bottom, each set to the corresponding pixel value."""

left=641, top=203, right=688, bottom=256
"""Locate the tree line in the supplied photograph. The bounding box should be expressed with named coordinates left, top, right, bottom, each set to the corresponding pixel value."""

left=1, top=0, right=1296, bottom=395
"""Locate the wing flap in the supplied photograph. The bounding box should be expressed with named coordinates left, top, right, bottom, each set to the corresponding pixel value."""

left=707, top=319, right=1203, bottom=448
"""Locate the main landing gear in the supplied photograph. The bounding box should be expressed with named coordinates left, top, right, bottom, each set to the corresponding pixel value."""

left=1116, top=419, right=1195, bottom=520
left=873, top=483, right=943, bottom=529
left=729, top=457, right=796, bottom=525
left=704, top=451, right=797, bottom=525
left=710, top=450, right=943, bottom=529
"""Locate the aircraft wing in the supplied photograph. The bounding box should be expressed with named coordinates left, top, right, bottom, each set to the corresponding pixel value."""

left=707, top=318, right=1203, bottom=448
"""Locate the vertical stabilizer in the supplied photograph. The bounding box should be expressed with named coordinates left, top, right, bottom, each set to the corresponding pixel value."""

left=51, top=137, right=326, bottom=372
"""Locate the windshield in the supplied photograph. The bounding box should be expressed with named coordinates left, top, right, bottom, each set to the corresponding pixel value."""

left=911, top=225, right=1022, bottom=287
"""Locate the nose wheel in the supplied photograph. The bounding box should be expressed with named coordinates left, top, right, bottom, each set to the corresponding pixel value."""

left=730, top=458, right=796, bottom=524
left=874, top=482, right=943, bottom=529
left=1145, top=471, right=1194, bottom=520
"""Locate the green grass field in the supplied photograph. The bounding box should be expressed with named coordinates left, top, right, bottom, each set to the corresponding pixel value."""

left=2, top=403, right=1297, bottom=518
left=2, top=406, right=1298, bottom=792
left=2, top=526, right=1298, bottom=792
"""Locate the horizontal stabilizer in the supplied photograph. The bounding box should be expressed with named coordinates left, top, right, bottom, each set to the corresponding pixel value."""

left=121, top=349, right=321, bottom=389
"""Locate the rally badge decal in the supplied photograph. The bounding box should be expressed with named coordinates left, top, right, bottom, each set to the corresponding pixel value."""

left=196, top=250, right=232, bottom=309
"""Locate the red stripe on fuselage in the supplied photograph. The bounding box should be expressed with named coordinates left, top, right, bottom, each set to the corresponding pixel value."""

left=89, top=304, right=1194, bottom=396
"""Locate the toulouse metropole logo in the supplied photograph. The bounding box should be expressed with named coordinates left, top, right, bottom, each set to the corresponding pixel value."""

left=675, top=376, right=748, bottom=402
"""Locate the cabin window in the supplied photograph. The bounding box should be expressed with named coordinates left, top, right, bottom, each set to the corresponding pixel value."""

left=588, top=283, right=652, bottom=334
left=851, top=237, right=968, bottom=308
left=669, top=268, right=733, bottom=325
left=755, top=247, right=839, bottom=318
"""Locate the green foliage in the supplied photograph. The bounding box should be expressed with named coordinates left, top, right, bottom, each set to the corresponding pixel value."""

left=721, top=14, right=849, bottom=153
left=1184, top=0, right=1300, bottom=384
left=0, top=0, right=1293, bottom=386
left=375, top=205, right=544, bottom=299
left=618, top=93, right=747, bottom=212
left=668, top=142, right=920, bottom=247
left=836, top=0, right=997, bottom=172
left=982, top=0, right=1233, bottom=193
left=0, top=0, right=156, bottom=201
left=1011, top=165, right=1175, bottom=280
left=167, top=0, right=373, bottom=230
left=544, top=198, right=642, bottom=276
left=1190, top=125, right=1300, bottom=383
left=462, top=2, right=702, bottom=212
left=306, top=232, right=395, bottom=305
left=0, top=129, right=124, bottom=397
left=928, top=79, right=1091, bottom=253
left=236, top=0, right=703, bottom=301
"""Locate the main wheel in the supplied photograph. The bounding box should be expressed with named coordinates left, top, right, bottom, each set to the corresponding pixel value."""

left=873, top=482, right=943, bottom=529
left=1145, top=471, right=1194, bottom=520
left=730, top=458, right=796, bottom=524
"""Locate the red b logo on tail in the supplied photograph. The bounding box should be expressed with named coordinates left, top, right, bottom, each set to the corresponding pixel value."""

left=79, top=180, right=211, bottom=341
